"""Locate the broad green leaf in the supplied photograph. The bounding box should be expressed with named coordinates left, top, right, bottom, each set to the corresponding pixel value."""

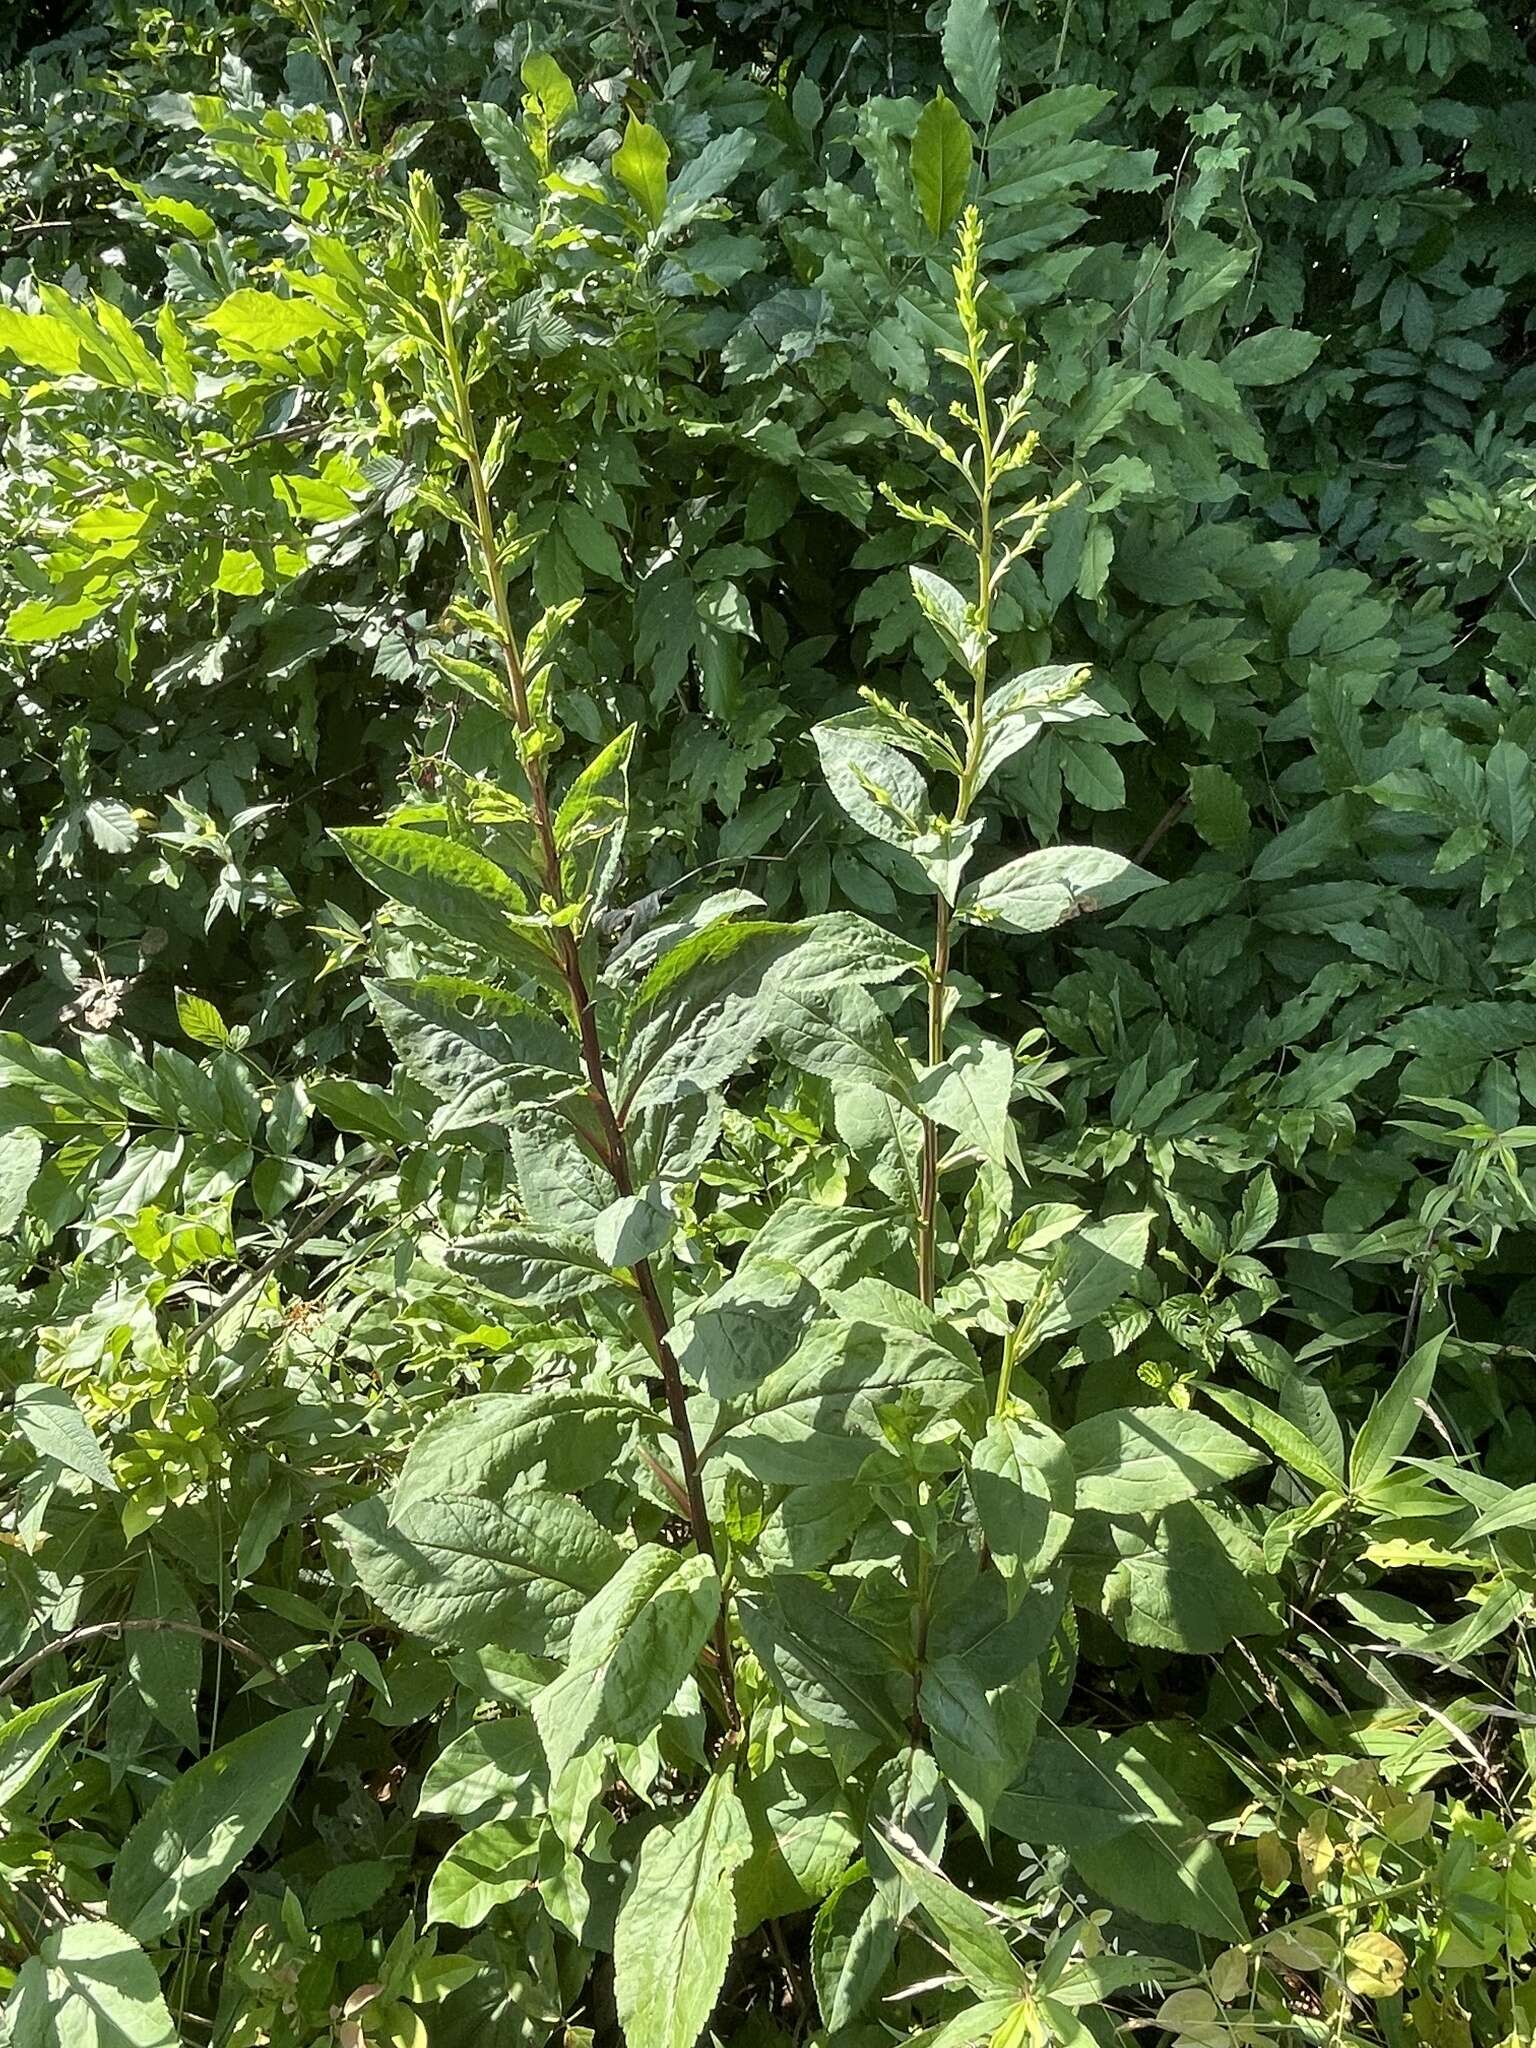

left=736, top=1578, right=908, bottom=1745
left=766, top=980, right=915, bottom=1105
left=419, top=1717, right=548, bottom=1826
left=735, top=1750, right=859, bottom=1932
left=618, top=913, right=920, bottom=1117
left=968, top=1416, right=1075, bottom=1597
left=521, top=52, right=577, bottom=136
left=200, top=289, right=342, bottom=356
left=675, top=1262, right=817, bottom=1402
left=0, top=306, right=84, bottom=376
left=1350, top=1335, right=1441, bottom=1494
left=614, top=116, right=671, bottom=227
left=1189, top=764, right=1251, bottom=850
left=329, top=1491, right=621, bottom=1654
left=393, top=1388, right=652, bottom=1510
left=368, top=975, right=580, bottom=1123
left=968, top=1210, right=1150, bottom=1343
left=864, top=1746, right=947, bottom=1912
left=942, top=0, right=1001, bottom=123
left=1486, top=737, right=1533, bottom=848
left=1103, top=1501, right=1284, bottom=1653
left=532, top=1547, right=720, bottom=1778
left=957, top=846, right=1157, bottom=933
left=908, top=567, right=986, bottom=679
left=127, top=1557, right=201, bottom=1751
left=916, top=1036, right=1012, bottom=1164
left=592, top=1184, right=675, bottom=1268
left=6, top=1921, right=177, bottom=2048
left=333, top=826, right=561, bottom=986
left=447, top=1225, right=621, bottom=1309
left=6, top=591, right=117, bottom=643
left=835, top=1081, right=924, bottom=1210
left=426, top=1817, right=541, bottom=1928
left=814, top=717, right=936, bottom=852
left=1222, top=327, right=1322, bottom=386
left=0, top=1682, right=102, bottom=1812
left=109, top=1709, right=320, bottom=1940
left=911, top=92, right=974, bottom=238
left=173, top=991, right=228, bottom=1050
left=0, top=1129, right=42, bottom=1235
left=1065, top=1407, right=1265, bottom=1515
left=975, top=667, right=1097, bottom=789
left=995, top=1732, right=1245, bottom=1940
left=14, top=1384, right=118, bottom=1490
left=709, top=1319, right=984, bottom=1486
left=917, top=1656, right=1029, bottom=1837
left=613, top=1772, right=752, bottom=2048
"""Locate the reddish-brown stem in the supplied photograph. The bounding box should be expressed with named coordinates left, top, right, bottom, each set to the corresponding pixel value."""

left=440, top=284, right=735, bottom=1717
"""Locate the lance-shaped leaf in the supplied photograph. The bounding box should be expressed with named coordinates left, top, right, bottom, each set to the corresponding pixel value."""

left=426, top=1817, right=542, bottom=1928
left=1350, top=1333, right=1441, bottom=1495
left=995, top=1731, right=1246, bottom=1940
left=956, top=845, right=1158, bottom=933
left=532, top=1546, right=720, bottom=1777
left=911, top=92, right=974, bottom=238
left=1064, top=1407, right=1265, bottom=1516
left=556, top=725, right=634, bottom=916
left=332, top=826, right=562, bottom=988
left=975, top=666, right=1099, bottom=789
left=943, top=0, right=1002, bottom=122
left=876, top=1825, right=1026, bottom=1995
left=13, top=1384, right=117, bottom=1490
left=812, top=1871, right=898, bottom=2028
left=109, top=1708, right=321, bottom=1940
left=613, top=115, right=671, bottom=227
left=0, top=1682, right=102, bottom=1813
left=614, top=1772, right=752, bottom=2048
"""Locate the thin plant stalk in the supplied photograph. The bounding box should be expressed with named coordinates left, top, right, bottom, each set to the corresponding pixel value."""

left=427, top=250, right=734, bottom=1716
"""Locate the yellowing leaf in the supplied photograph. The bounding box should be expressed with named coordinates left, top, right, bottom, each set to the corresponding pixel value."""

left=1209, top=1948, right=1249, bottom=2003
left=613, top=116, right=670, bottom=227
left=1254, top=1831, right=1291, bottom=1890
left=215, top=548, right=265, bottom=595
left=0, top=307, right=83, bottom=376
left=1343, top=1932, right=1408, bottom=1999
left=200, top=289, right=342, bottom=357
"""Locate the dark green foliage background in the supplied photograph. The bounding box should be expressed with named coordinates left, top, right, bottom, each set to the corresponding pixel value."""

left=2, top=0, right=1536, bottom=2043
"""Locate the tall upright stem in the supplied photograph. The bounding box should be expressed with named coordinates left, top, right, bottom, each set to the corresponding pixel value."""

left=433, top=275, right=733, bottom=1713
left=915, top=316, right=998, bottom=1309
left=916, top=907, right=950, bottom=1307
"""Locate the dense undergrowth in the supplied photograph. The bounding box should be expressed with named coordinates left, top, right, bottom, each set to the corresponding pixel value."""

left=2, top=2, right=1536, bottom=2045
